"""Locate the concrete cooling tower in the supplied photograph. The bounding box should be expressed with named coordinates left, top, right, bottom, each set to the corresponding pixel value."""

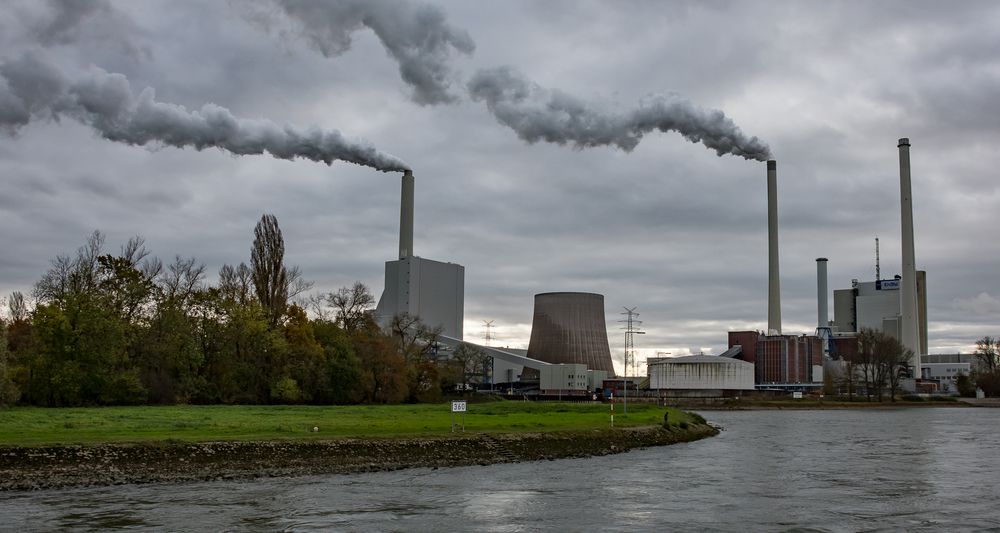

left=526, top=292, right=615, bottom=375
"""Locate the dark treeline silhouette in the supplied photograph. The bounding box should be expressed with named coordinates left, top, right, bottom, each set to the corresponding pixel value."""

left=0, top=215, right=486, bottom=407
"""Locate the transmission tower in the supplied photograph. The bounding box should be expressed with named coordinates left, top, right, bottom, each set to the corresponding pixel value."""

left=482, top=320, right=495, bottom=347
left=619, top=307, right=645, bottom=378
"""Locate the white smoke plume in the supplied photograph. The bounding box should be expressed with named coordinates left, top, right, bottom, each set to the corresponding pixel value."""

left=468, top=66, right=772, bottom=161
left=0, top=52, right=410, bottom=172
left=247, top=0, right=475, bottom=105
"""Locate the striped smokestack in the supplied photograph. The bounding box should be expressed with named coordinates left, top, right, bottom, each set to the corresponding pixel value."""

left=767, top=160, right=782, bottom=335
left=898, top=138, right=921, bottom=375
left=399, top=170, right=414, bottom=259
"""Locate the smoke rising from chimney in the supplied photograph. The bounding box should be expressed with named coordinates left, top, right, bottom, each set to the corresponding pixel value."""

left=467, top=66, right=772, bottom=161
left=246, top=2, right=771, bottom=161
left=248, top=0, right=475, bottom=106
left=0, top=52, right=410, bottom=172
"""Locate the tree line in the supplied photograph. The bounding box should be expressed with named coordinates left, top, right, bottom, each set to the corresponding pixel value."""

left=0, top=215, right=489, bottom=407
left=828, top=328, right=1000, bottom=399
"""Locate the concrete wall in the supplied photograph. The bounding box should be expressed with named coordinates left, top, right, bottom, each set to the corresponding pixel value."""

left=540, top=364, right=589, bottom=392
left=648, top=356, right=755, bottom=391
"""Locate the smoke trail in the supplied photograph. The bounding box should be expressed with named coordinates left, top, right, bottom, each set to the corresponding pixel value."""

left=0, top=52, right=409, bottom=172
left=249, top=0, right=474, bottom=105
left=468, top=66, right=772, bottom=161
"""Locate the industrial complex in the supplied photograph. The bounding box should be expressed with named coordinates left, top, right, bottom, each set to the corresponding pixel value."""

left=373, top=139, right=962, bottom=398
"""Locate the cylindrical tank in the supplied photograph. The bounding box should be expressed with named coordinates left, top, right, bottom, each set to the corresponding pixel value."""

left=526, top=292, right=615, bottom=374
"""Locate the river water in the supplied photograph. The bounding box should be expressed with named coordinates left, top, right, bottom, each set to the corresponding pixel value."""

left=3, top=408, right=999, bottom=532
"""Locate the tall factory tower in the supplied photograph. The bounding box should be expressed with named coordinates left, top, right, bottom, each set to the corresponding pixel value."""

left=376, top=170, right=466, bottom=339
left=898, top=139, right=921, bottom=375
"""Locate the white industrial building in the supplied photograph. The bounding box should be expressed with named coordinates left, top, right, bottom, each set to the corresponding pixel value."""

left=376, top=256, right=465, bottom=339
left=648, top=355, right=755, bottom=397
left=832, top=273, right=928, bottom=355
left=921, top=362, right=971, bottom=393
left=539, top=364, right=608, bottom=395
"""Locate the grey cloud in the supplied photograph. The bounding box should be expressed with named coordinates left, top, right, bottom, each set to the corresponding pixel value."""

left=0, top=52, right=410, bottom=172
left=467, top=66, right=772, bottom=161
left=248, top=0, right=474, bottom=105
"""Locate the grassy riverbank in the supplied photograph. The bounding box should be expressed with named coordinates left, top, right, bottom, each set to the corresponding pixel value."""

left=0, top=401, right=693, bottom=446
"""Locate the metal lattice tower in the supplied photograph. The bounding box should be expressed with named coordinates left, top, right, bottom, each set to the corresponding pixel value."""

left=619, top=307, right=644, bottom=378
left=482, top=320, right=495, bottom=347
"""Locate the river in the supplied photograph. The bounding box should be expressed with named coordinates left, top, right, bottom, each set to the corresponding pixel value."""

left=2, top=408, right=998, bottom=532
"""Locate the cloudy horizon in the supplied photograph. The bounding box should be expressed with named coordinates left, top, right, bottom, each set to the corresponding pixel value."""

left=2, top=0, right=998, bottom=374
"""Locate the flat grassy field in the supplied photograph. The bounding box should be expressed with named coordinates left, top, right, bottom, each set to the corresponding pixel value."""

left=0, top=401, right=690, bottom=446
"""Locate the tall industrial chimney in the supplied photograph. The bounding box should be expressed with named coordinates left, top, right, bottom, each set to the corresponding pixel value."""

left=816, top=258, right=829, bottom=329
left=399, top=170, right=414, bottom=259
left=898, top=138, right=921, bottom=376
left=767, top=160, right=782, bottom=336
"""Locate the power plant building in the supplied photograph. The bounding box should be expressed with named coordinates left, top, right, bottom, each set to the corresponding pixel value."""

left=376, top=256, right=465, bottom=339
left=648, top=355, right=754, bottom=396
left=728, top=331, right=823, bottom=386
left=831, top=273, right=927, bottom=356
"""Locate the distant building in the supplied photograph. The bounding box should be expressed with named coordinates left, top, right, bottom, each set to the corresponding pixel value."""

left=647, top=355, right=754, bottom=397
left=921, top=362, right=971, bottom=393
left=376, top=256, right=465, bottom=339
left=728, top=331, right=823, bottom=386
left=832, top=273, right=927, bottom=355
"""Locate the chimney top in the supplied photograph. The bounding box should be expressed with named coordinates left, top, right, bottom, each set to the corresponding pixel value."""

left=898, top=138, right=910, bottom=147
left=403, top=169, right=413, bottom=176
left=816, top=257, right=828, bottom=262
left=767, top=160, right=776, bottom=170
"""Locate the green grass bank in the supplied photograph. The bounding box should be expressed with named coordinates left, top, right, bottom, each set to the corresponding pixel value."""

left=0, top=401, right=695, bottom=446
left=0, top=402, right=717, bottom=490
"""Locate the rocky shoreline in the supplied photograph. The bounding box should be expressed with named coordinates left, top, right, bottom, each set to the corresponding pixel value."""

left=0, top=424, right=717, bottom=491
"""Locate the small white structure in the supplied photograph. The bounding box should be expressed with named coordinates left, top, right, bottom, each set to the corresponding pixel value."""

left=539, top=364, right=607, bottom=394
left=648, top=355, right=755, bottom=396
left=922, top=362, right=971, bottom=393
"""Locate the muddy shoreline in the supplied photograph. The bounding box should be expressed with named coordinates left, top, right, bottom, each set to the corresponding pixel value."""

left=0, top=424, right=717, bottom=491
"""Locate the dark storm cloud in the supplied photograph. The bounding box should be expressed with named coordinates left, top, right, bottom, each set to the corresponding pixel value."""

left=0, top=52, right=410, bottom=172
left=246, top=0, right=475, bottom=105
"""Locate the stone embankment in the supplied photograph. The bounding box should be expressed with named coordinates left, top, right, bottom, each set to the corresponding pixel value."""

left=0, top=423, right=717, bottom=491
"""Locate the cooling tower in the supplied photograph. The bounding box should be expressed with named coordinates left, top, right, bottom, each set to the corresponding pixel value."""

left=526, top=292, right=615, bottom=374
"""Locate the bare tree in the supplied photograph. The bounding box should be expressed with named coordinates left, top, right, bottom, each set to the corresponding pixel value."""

left=218, top=263, right=254, bottom=305
left=975, top=336, right=1000, bottom=372
left=330, top=282, right=375, bottom=332
left=158, top=256, right=206, bottom=303
left=390, top=313, right=442, bottom=364
left=7, top=291, right=28, bottom=323
left=451, top=343, right=490, bottom=386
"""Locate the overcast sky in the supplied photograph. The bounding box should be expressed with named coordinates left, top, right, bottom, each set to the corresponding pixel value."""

left=2, top=0, right=998, bottom=373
